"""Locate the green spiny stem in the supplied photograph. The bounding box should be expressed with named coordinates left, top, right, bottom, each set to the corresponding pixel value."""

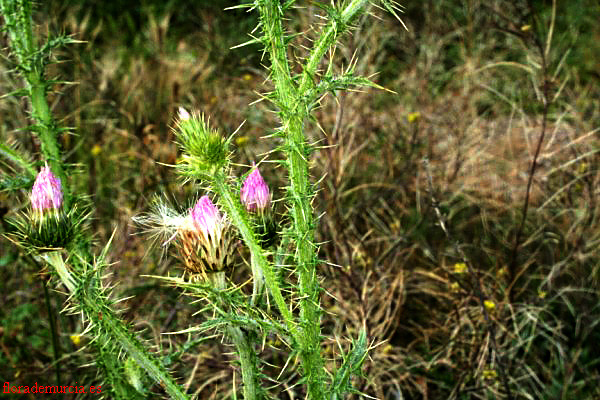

left=1, top=0, right=70, bottom=205
left=212, top=272, right=263, bottom=400
left=254, top=2, right=382, bottom=398
left=212, top=174, right=301, bottom=344
left=42, top=277, right=61, bottom=387
left=26, top=72, right=70, bottom=207
left=81, top=295, right=188, bottom=400
left=297, top=0, right=369, bottom=97
left=44, top=251, right=189, bottom=400
left=255, top=0, right=297, bottom=112
left=227, top=326, right=262, bottom=400
left=285, top=116, right=327, bottom=400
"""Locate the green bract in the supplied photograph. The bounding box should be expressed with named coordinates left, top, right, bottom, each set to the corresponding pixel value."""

left=175, top=112, right=231, bottom=180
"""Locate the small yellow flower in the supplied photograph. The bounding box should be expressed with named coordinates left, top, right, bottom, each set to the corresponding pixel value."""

left=497, top=265, right=508, bottom=278
left=538, top=290, right=547, bottom=299
left=407, top=111, right=421, bottom=123
left=450, top=282, right=460, bottom=293
left=482, top=369, right=497, bottom=380
left=242, top=73, right=252, bottom=82
left=484, top=300, right=496, bottom=312
left=453, top=262, right=467, bottom=274
left=91, top=144, right=102, bottom=157
left=578, top=162, right=588, bottom=174
left=70, top=334, right=82, bottom=347
left=521, top=25, right=531, bottom=32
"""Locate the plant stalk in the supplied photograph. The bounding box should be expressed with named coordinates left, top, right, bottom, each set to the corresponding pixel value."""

left=43, top=251, right=189, bottom=400
left=42, top=277, right=61, bottom=387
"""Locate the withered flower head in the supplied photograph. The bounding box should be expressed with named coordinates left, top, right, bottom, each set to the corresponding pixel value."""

left=176, top=196, right=234, bottom=279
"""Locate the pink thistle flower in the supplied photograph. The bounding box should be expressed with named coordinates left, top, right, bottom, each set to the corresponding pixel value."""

left=190, top=195, right=223, bottom=236
left=241, top=166, right=270, bottom=212
left=177, top=195, right=233, bottom=278
left=31, top=165, right=63, bottom=213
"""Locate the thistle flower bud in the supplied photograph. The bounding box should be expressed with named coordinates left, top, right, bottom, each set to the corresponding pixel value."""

left=31, top=165, right=63, bottom=213
left=241, top=166, right=271, bottom=212
left=177, top=196, right=233, bottom=279
left=6, top=164, right=77, bottom=250
left=175, top=112, right=230, bottom=180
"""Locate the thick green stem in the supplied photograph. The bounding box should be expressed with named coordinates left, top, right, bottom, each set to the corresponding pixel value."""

left=227, top=327, right=262, bottom=400
left=1, top=0, right=70, bottom=204
left=42, top=278, right=61, bottom=387
left=285, top=115, right=327, bottom=400
left=254, top=2, right=376, bottom=398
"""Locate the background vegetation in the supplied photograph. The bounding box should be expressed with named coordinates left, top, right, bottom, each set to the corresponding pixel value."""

left=1, top=0, right=598, bottom=398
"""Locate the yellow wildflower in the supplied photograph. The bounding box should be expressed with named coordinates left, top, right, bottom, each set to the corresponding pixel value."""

left=453, top=262, right=467, bottom=274
left=407, top=111, right=421, bottom=123
left=450, top=282, right=460, bottom=293
left=483, top=369, right=497, bottom=380
left=235, top=136, right=249, bottom=147
left=91, top=144, right=102, bottom=157
left=70, top=334, right=82, bottom=347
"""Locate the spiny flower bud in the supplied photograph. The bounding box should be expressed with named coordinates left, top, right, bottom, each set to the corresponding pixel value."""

left=177, top=196, right=233, bottom=279
left=5, top=164, right=78, bottom=250
left=241, top=165, right=277, bottom=248
left=175, top=111, right=230, bottom=180
left=31, top=165, right=63, bottom=213
left=241, top=165, right=271, bottom=212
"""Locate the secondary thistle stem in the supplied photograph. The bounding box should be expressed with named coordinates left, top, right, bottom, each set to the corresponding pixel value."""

left=212, top=173, right=301, bottom=343
left=43, top=251, right=190, bottom=400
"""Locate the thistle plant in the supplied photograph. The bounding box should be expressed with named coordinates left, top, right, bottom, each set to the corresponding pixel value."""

left=2, top=0, right=402, bottom=398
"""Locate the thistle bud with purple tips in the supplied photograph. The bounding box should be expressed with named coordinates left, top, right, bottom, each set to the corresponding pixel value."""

left=241, top=165, right=277, bottom=248
left=241, top=166, right=271, bottom=213
left=7, top=164, right=78, bottom=250
left=31, top=164, right=63, bottom=215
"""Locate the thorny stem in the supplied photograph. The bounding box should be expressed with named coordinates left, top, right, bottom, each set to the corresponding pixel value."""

left=228, top=327, right=262, bottom=400
left=212, top=173, right=301, bottom=343
left=0, top=0, right=71, bottom=205
left=255, top=2, right=371, bottom=398
left=43, top=251, right=190, bottom=400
